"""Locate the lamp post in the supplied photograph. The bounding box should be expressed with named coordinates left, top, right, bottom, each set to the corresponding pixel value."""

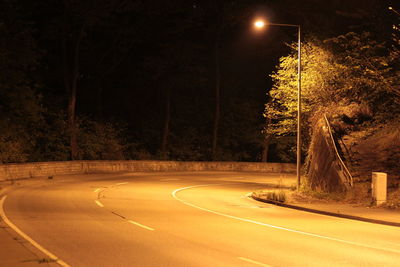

left=389, top=6, right=400, bottom=16
left=254, top=20, right=302, bottom=190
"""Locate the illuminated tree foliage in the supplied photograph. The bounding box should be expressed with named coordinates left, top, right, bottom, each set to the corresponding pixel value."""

left=389, top=10, right=400, bottom=97
left=266, top=41, right=338, bottom=136
left=265, top=31, right=399, bottom=139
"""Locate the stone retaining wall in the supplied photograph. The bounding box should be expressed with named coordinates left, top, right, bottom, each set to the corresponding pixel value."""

left=0, top=160, right=296, bottom=181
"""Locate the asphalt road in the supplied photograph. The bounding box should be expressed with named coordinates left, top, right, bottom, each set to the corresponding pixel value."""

left=2, top=172, right=400, bottom=266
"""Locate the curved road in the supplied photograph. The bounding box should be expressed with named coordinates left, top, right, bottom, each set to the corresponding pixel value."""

left=2, top=172, right=400, bottom=266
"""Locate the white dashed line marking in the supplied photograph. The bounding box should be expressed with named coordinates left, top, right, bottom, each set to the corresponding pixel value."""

left=128, top=220, right=154, bottom=231
left=94, top=188, right=101, bottom=193
left=95, top=200, right=104, bottom=207
left=116, top=182, right=129, bottom=186
left=238, top=257, right=272, bottom=266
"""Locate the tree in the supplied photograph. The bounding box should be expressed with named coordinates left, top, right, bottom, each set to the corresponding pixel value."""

left=196, top=0, right=255, bottom=160
left=326, top=32, right=399, bottom=107
left=265, top=31, right=399, bottom=160
left=140, top=2, right=201, bottom=158
left=265, top=40, right=337, bottom=136
left=389, top=7, right=400, bottom=97
left=0, top=0, right=44, bottom=163
left=267, top=31, right=398, bottom=130
left=56, top=0, right=140, bottom=159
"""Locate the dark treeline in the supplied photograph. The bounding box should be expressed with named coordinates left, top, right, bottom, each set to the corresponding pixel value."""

left=0, top=0, right=391, bottom=163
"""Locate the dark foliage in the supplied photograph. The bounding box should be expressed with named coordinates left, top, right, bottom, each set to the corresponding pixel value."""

left=0, top=0, right=395, bottom=163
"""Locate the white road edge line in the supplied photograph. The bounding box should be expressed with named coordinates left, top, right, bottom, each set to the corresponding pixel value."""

left=95, top=200, right=104, bottom=207
left=93, top=187, right=101, bottom=193
left=172, top=184, right=400, bottom=255
left=94, top=188, right=101, bottom=193
left=0, top=196, right=70, bottom=267
left=128, top=220, right=154, bottom=231
left=116, top=182, right=129, bottom=185
left=238, top=257, right=272, bottom=267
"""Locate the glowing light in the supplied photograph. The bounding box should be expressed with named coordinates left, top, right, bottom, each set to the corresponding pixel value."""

left=254, top=20, right=265, bottom=29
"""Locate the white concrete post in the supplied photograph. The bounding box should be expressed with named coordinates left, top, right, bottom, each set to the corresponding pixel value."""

left=372, top=172, right=387, bottom=205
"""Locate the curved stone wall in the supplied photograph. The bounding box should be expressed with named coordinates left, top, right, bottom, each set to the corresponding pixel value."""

left=0, top=160, right=296, bottom=181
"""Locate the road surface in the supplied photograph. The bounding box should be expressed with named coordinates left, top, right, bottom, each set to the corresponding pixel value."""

left=2, top=172, right=400, bottom=266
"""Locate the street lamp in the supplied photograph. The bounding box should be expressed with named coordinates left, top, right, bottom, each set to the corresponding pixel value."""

left=254, top=19, right=302, bottom=190
left=389, top=6, right=400, bottom=16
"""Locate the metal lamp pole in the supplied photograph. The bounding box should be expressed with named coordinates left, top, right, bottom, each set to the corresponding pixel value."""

left=389, top=6, right=400, bottom=16
left=255, top=21, right=302, bottom=190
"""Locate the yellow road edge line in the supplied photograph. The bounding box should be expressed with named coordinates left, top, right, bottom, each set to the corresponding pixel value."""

left=0, top=196, right=70, bottom=267
left=172, top=184, right=400, bottom=255
left=238, top=257, right=272, bottom=267
left=95, top=200, right=104, bottom=207
left=128, top=220, right=154, bottom=231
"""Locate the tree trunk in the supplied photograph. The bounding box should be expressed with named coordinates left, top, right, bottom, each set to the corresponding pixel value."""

left=63, top=9, right=85, bottom=160
left=160, top=87, right=171, bottom=158
left=96, top=87, right=103, bottom=121
left=212, top=27, right=222, bottom=161
left=261, top=116, right=273, bottom=162
left=261, top=135, right=272, bottom=162
left=67, top=83, right=78, bottom=160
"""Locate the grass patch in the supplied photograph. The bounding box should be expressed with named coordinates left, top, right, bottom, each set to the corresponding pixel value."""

left=257, top=190, right=287, bottom=203
left=297, top=181, right=346, bottom=202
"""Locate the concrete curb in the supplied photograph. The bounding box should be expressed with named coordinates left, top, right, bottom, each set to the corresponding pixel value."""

left=251, top=194, right=400, bottom=228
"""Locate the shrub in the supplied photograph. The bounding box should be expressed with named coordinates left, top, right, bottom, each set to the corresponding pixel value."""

left=77, top=117, right=126, bottom=160
left=263, top=190, right=286, bottom=203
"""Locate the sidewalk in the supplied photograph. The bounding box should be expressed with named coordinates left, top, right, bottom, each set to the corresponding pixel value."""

left=252, top=190, right=400, bottom=227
